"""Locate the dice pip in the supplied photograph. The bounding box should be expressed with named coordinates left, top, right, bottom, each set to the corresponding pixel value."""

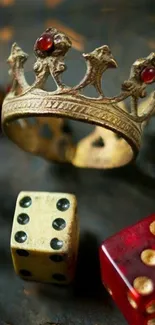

left=99, top=214, right=155, bottom=325
left=11, top=191, right=79, bottom=284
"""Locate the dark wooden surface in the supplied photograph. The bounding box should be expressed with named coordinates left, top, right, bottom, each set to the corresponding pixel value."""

left=1, top=2, right=155, bottom=325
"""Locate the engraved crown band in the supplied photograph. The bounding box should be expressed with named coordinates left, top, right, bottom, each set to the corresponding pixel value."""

left=2, top=27, right=155, bottom=169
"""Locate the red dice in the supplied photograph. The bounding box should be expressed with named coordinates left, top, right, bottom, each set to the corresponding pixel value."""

left=99, top=214, right=155, bottom=325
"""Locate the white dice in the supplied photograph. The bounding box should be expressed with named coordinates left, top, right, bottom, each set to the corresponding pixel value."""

left=11, top=191, right=79, bottom=284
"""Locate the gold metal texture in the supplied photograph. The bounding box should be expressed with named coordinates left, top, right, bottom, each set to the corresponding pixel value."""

left=2, top=27, right=155, bottom=168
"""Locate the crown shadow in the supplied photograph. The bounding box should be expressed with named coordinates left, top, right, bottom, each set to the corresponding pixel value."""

left=72, top=230, right=104, bottom=300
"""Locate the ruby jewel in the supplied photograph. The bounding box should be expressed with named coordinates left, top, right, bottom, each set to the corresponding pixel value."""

left=35, top=33, right=54, bottom=53
left=141, top=66, right=155, bottom=84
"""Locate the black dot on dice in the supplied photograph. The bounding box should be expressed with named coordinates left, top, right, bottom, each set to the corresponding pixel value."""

left=56, top=198, right=70, bottom=211
left=16, top=249, right=29, bottom=257
left=52, top=273, right=66, bottom=281
left=49, top=254, right=64, bottom=262
left=50, top=238, right=63, bottom=250
left=17, top=213, right=30, bottom=225
left=52, top=218, right=66, bottom=231
left=19, top=269, right=32, bottom=277
left=15, top=231, right=27, bottom=243
left=19, top=196, right=32, bottom=208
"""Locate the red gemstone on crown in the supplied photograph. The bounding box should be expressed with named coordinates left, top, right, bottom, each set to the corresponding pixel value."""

left=141, top=66, right=155, bottom=84
left=36, top=33, right=54, bottom=52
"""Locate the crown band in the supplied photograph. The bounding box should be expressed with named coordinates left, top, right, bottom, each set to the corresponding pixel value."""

left=2, top=27, right=155, bottom=168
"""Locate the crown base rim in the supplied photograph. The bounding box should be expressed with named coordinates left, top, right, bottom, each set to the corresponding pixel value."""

left=2, top=96, right=141, bottom=168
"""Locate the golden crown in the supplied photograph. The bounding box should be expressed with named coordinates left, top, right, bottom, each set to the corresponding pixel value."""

left=2, top=27, right=155, bottom=169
